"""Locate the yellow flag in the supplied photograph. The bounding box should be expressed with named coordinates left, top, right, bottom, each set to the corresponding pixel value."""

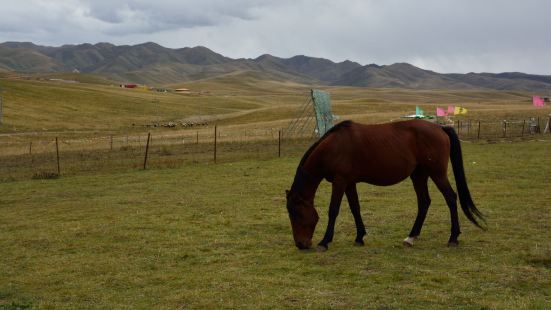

left=454, top=106, right=467, bottom=115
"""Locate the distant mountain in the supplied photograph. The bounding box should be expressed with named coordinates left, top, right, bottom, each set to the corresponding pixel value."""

left=333, top=62, right=551, bottom=91
left=1, top=41, right=550, bottom=91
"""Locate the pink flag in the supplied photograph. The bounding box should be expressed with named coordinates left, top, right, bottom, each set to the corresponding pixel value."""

left=533, top=96, right=545, bottom=107
left=447, top=106, right=455, bottom=114
left=436, top=107, right=447, bottom=116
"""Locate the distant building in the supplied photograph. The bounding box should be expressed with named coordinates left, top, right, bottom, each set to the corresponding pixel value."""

left=120, top=84, right=138, bottom=89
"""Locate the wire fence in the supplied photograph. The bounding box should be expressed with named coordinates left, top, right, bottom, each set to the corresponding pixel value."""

left=450, top=117, right=549, bottom=140
left=1, top=117, right=550, bottom=182
left=0, top=126, right=315, bottom=181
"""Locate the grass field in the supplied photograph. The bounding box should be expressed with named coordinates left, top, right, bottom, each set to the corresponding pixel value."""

left=0, top=74, right=550, bottom=308
left=2, top=76, right=550, bottom=137
left=1, top=140, right=550, bottom=309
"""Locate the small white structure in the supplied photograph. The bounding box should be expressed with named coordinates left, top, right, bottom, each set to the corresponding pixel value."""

left=175, top=88, right=191, bottom=94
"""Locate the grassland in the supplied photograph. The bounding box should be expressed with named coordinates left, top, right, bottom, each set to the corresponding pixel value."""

left=1, top=74, right=550, bottom=137
left=0, top=140, right=550, bottom=309
left=0, top=74, right=550, bottom=308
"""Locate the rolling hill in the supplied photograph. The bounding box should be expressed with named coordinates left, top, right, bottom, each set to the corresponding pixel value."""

left=1, top=41, right=551, bottom=91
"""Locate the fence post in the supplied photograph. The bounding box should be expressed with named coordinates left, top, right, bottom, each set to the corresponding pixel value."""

left=143, top=132, right=151, bottom=170
left=196, top=131, right=199, bottom=144
left=55, top=137, right=61, bottom=175
left=29, top=141, right=33, bottom=167
left=110, top=135, right=113, bottom=150
left=278, top=130, right=281, bottom=158
left=214, top=126, right=217, bottom=163
left=521, top=120, right=526, bottom=137
left=477, top=121, right=481, bottom=140
left=503, top=120, right=507, bottom=138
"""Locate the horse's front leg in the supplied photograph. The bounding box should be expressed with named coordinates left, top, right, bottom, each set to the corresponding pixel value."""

left=317, top=180, right=346, bottom=251
left=345, top=184, right=367, bottom=246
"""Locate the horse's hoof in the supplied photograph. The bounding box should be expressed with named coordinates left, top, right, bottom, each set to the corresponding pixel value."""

left=354, top=240, right=365, bottom=246
left=447, top=240, right=459, bottom=247
left=316, top=245, right=328, bottom=252
left=403, top=236, right=415, bottom=247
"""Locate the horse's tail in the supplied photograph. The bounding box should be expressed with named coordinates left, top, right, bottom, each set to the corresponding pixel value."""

left=441, top=126, right=486, bottom=230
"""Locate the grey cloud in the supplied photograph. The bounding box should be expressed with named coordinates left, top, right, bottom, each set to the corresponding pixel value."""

left=81, top=0, right=264, bottom=32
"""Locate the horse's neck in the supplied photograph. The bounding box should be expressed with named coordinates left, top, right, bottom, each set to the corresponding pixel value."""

left=291, top=166, right=322, bottom=201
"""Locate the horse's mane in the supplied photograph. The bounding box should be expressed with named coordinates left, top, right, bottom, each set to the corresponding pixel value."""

left=298, top=120, right=353, bottom=167
left=290, top=120, right=353, bottom=194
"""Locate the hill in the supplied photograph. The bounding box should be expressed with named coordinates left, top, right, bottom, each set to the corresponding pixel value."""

left=1, top=41, right=551, bottom=91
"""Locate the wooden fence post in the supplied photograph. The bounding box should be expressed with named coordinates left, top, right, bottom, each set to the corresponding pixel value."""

left=503, top=120, right=507, bottom=138
left=30, top=141, right=33, bottom=167
left=55, top=137, right=60, bottom=175
left=477, top=121, right=481, bottom=140
left=521, top=120, right=526, bottom=137
left=143, top=132, right=151, bottom=170
left=214, top=126, right=217, bottom=163
left=110, top=135, right=113, bottom=151
left=278, top=130, right=281, bottom=158
left=196, top=131, right=199, bottom=144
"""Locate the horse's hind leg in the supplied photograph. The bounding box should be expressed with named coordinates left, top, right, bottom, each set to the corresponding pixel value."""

left=404, top=168, right=431, bottom=247
left=345, top=184, right=367, bottom=246
left=431, top=174, right=461, bottom=246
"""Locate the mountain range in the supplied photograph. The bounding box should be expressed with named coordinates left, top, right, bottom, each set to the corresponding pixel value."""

left=1, top=41, right=550, bottom=91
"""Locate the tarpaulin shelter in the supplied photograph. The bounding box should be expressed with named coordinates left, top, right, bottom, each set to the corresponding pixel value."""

left=284, top=89, right=336, bottom=139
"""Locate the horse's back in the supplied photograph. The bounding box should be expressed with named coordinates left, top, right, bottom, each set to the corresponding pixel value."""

left=308, top=120, right=450, bottom=185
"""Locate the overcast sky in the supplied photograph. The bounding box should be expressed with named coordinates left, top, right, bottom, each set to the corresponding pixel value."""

left=1, top=0, right=549, bottom=74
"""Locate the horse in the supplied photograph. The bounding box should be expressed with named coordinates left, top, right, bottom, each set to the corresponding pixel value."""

left=285, top=119, right=485, bottom=251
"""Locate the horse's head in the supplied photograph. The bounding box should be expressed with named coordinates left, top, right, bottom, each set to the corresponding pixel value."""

left=285, top=189, right=319, bottom=249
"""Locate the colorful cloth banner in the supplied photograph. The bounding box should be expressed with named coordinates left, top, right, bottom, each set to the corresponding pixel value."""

left=436, top=107, right=447, bottom=117
left=533, top=96, right=545, bottom=107
left=454, top=106, right=467, bottom=115
left=447, top=106, right=455, bottom=114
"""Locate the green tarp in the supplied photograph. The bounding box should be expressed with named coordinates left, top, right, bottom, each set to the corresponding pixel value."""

left=311, top=89, right=334, bottom=137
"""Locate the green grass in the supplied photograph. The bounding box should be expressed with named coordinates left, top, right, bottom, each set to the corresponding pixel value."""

left=1, top=141, right=550, bottom=308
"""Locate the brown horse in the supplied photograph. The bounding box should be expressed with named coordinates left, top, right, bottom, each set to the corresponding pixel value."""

left=286, top=120, right=485, bottom=251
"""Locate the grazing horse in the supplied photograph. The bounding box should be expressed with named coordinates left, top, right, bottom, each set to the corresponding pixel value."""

left=285, top=120, right=485, bottom=251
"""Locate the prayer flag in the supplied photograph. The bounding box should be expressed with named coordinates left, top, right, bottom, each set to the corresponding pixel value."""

left=436, top=107, right=447, bottom=117
left=447, top=106, right=455, bottom=114
left=533, top=96, right=545, bottom=107
left=454, top=106, right=467, bottom=115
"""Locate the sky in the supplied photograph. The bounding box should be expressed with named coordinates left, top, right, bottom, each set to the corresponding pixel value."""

left=0, top=0, right=550, bottom=74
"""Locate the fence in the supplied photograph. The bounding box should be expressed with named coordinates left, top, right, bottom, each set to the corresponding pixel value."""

left=451, top=117, right=548, bottom=139
left=0, top=126, right=315, bottom=181
left=1, top=117, right=549, bottom=182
